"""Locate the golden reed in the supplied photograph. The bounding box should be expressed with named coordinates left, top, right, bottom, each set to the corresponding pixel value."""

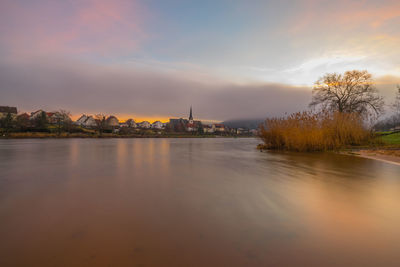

left=258, top=111, right=374, bottom=151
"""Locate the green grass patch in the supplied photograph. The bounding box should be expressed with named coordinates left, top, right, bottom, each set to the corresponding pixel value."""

left=378, top=132, right=400, bottom=145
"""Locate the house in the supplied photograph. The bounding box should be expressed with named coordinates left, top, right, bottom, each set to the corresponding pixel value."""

left=106, top=116, right=119, bottom=127
left=203, top=124, right=214, bottom=133
left=46, top=112, right=71, bottom=124
left=151, top=121, right=165, bottom=129
left=17, top=113, right=30, bottom=120
left=138, top=121, right=151, bottom=128
left=30, top=110, right=45, bottom=120
left=46, top=112, right=56, bottom=123
left=236, top=128, right=250, bottom=135
left=16, top=113, right=31, bottom=127
left=125, top=119, right=137, bottom=128
left=83, top=116, right=97, bottom=128
left=75, top=115, right=89, bottom=125
left=214, top=124, right=226, bottom=132
left=75, top=115, right=97, bottom=128
left=0, top=106, right=17, bottom=119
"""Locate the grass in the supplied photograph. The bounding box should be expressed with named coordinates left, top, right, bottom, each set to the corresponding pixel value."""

left=377, top=132, right=400, bottom=145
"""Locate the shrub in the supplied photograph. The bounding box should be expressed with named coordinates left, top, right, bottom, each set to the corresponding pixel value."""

left=258, top=111, right=374, bottom=151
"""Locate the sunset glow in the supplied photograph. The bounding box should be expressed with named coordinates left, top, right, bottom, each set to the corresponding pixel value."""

left=1, top=0, right=400, bottom=120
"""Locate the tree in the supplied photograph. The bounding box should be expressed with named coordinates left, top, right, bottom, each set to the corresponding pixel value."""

left=16, top=114, right=30, bottom=131
left=54, top=110, right=72, bottom=135
left=94, top=114, right=107, bottom=135
left=1, top=112, right=14, bottom=135
left=392, top=85, right=400, bottom=114
left=310, top=70, right=384, bottom=117
left=197, top=123, right=204, bottom=135
left=34, top=111, right=48, bottom=131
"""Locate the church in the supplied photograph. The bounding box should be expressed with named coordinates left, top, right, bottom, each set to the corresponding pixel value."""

left=169, top=106, right=202, bottom=132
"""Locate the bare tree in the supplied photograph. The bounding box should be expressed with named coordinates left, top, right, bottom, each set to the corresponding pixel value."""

left=94, top=114, right=107, bottom=135
left=54, top=110, right=72, bottom=135
left=310, top=70, right=384, bottom=117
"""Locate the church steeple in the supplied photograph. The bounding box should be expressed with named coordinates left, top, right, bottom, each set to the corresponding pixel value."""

left=189, top=106, right=193, bottom=121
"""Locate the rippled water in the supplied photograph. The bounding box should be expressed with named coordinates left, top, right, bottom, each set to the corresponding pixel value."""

left=0, top=138, right=400, bottom=266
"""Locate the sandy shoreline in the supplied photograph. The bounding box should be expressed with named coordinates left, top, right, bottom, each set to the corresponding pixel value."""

left=351, top=149, right=400, bottom=166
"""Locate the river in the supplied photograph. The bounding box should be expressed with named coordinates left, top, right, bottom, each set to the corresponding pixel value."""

left=0, top=138, right=399, bottom=266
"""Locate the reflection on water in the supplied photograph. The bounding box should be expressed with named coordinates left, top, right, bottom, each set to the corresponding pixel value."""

left=0, top=138, right=400, bottom=266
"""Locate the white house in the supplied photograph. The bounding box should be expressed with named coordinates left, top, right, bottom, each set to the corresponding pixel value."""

left=125, top=119, right=137, bottom=128
left=138, top=121, right=151, bottom=128
left=203, top=124, right=214, bottom=133
left=214, top=124, right=226, bottom=132
left=151, top=121, right=165, bottom=129
left=75, top=115, right=97, bottom=128
left=75, top=115, right=88, bottom=125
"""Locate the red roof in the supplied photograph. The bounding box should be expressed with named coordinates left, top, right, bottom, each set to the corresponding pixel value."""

left=18, top=113, right=30, bottom=119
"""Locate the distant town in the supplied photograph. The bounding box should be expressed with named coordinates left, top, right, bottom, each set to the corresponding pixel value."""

left=0, top=105, right=258, bottom=137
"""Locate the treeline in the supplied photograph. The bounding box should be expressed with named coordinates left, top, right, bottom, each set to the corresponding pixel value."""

left=0, top=110, right=77, bottom=135
left=374, top=85, right=400, bottom=131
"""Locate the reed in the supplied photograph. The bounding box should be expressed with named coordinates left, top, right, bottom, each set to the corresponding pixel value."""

left=258, top=111, right=374, bottom=151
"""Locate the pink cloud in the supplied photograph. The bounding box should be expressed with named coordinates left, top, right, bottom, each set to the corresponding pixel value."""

left=288, top=0, right=400, bottom=34
left=0, top=0, right=149, bottom=57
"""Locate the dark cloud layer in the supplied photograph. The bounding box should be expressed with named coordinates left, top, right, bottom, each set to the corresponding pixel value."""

left=0, top=57, right=312, bottom=120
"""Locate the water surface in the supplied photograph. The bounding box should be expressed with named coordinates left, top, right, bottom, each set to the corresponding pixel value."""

left=1, top=138, right=400, bottom=266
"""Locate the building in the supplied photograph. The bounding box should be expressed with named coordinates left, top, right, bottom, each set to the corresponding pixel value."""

left=30, top=110, right=45, bottom=120
left=203, top=124, right=214, bottom=133
left=151, top=121, right=165, bottom=129
left=75, top=115, right=88, bottom=125
left=75, top=115, right=97, bottom=128
left=235, top=128, right=250, bottom=135
left=168, top=106, right=202, bottom=132
left=16, top=113, right=31, bottom=127
left=46, top=112, right=71, bottom=124
left=46, top=112, right=56, bottom=123
left=106, top=116, right=119, bottom=127
left=17, top=113, right=30, bottom=120
left=138, top=121, right=151, bottom=128
left=0, top=106, right=17, bottom=119
left=214, top=124, right=226, bottom=132
left=125, top=119, right=137, bottom=128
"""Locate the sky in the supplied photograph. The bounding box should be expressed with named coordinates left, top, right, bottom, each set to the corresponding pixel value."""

left=1, top=0, right=400, bottom=121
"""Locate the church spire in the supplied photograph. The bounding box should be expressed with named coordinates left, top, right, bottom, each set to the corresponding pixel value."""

left=189, top=106, right=193, bottom=121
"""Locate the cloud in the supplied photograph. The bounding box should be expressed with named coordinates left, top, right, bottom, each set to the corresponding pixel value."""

left=0, top=0, right=148, bottom=57
left=0, top=57, right=312, bottom=121
left=288, top=0, right=400, bottom=34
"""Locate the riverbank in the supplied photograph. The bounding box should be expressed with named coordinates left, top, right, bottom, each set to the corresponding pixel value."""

left=0, top=132, right=253, bottom=139
left=346, top=148, right=400, bottom=166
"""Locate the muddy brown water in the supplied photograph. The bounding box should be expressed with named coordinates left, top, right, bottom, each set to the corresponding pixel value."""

left=1, top=138, right=400, bottom=266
